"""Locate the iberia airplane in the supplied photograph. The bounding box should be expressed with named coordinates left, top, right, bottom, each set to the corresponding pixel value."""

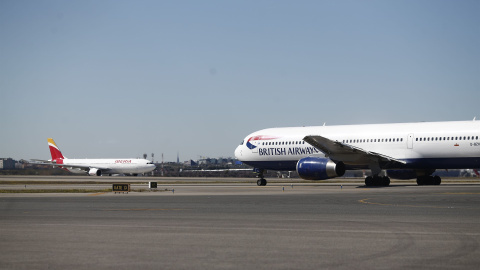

left=32, top=138, right=156, bottom=176
left=234, top=120, right=480, bottom=186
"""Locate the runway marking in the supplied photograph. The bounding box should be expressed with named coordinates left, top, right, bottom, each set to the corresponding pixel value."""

left=358, top=198, right=455, bottom=209
left=103, top=208, right=186, bottom=211
left=13, top=223, right=480, bottom=236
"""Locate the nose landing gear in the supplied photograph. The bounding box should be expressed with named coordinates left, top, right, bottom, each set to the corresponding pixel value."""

left=257, top=178, right=267, bottom=186
left=255, top=168, right=267, bottom=186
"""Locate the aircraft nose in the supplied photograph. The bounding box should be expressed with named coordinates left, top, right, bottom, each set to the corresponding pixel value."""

left=234, top=145, right=243, bottom=159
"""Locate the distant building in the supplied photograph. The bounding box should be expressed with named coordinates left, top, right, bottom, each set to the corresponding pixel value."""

left=195, top=157, right=240, bottom=166
left=0, top=158, right=16, bottom=170
left=184, top=160, right=198, bottom=166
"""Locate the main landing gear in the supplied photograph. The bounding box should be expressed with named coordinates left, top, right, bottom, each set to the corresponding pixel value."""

left=365, top=175, right=391, bottom=187
left=255, top=168, right=267, bottom=186
left=416, top=175, right=441, bottom=185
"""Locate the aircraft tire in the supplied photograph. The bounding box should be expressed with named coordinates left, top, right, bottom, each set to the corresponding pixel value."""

left=433, top=175, right=441, bottom=185
left=383, top=176, right=390, bottom=186
left=365, top=176, right=374, bottom=186
left=417, top=177, right=425, bottom=185
left=257, top=179, right=267, bottom=186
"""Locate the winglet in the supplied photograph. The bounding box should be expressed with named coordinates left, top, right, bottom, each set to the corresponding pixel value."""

left=48, top=138, right=65, bottom=160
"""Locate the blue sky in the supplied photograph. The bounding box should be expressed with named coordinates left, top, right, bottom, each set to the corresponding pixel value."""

left=1, top=0, right=479, bottom=162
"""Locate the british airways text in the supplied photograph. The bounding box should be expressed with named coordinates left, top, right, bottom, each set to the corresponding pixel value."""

left=259, top=147, right=319, bottom=156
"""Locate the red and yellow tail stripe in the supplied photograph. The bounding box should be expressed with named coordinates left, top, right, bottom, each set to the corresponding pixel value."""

left=48, top=138, right=65, bottom=160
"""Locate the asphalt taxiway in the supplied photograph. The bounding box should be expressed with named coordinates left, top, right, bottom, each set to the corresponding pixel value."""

left=1, top=176, right=480, bottom=269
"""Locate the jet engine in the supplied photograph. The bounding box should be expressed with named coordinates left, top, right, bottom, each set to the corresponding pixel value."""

left=296, top=157, right=345, bottom=180
left=88, top=168, right=102, bottom=176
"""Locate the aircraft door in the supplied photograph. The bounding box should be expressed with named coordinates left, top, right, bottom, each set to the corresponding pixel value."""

left=407, top=133, right=414, bottom=149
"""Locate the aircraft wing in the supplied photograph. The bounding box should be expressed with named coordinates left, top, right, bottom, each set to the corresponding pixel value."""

left=303, top=135, right=406, bottom=166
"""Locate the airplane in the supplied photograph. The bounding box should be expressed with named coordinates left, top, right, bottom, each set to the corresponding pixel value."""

left=32, top=138, right=156, bottom=176
left=234, top=119, right=480, bottom=186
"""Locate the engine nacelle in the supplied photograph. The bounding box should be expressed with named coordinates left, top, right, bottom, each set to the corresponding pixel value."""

left=296, top=157, right=345, bottom=180
left=88, top=168, right=102, bottom=176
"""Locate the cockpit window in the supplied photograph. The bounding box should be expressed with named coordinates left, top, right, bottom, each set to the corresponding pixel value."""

left=240, top=140, right=244, bottom=145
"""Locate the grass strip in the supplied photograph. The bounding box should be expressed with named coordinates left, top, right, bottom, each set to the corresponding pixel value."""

left=0, top=188, right=171, bottom=193
left=0, top=189, right=112, bottom=193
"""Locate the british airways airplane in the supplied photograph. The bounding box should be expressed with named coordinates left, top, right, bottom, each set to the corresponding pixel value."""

left=234, top=120, right=480, bottom=186
left=32, top=138, right=156, bottom=176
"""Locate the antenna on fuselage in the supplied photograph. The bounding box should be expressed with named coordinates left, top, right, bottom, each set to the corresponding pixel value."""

left=323, top=122, right=326, bottom=126
left=473, top=117, right=476, bottom=121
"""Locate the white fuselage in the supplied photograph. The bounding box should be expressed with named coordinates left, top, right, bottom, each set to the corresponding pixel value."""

left=57, top=158, right=156, bottom=175
left=235, top=120, right=480, bottom=172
